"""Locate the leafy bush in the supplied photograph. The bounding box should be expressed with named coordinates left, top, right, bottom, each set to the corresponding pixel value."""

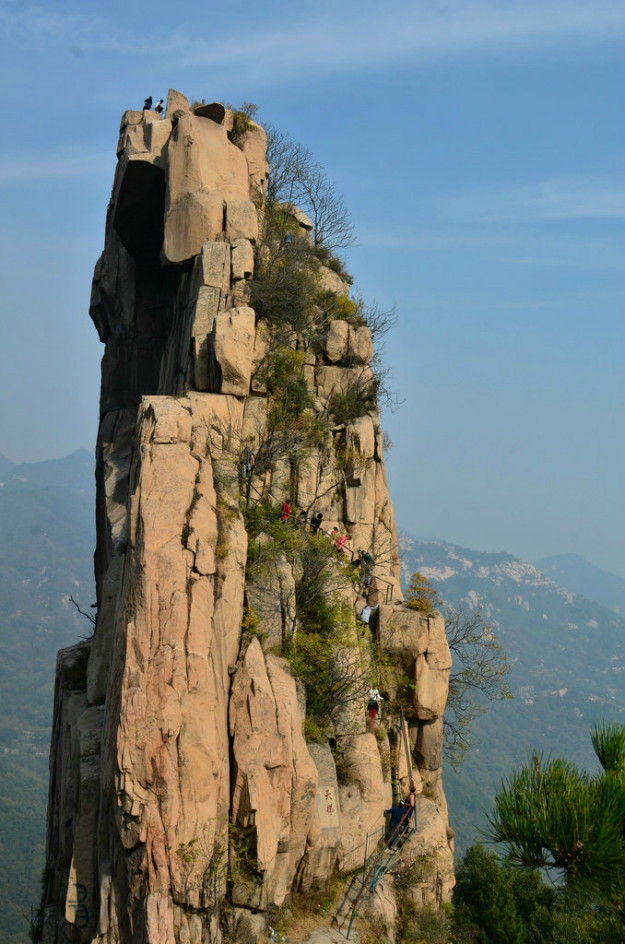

left=303, top=717, right=326, bottom=743
left=331, top=377, right=379, bottom=425
left=227, top=101, right=259, bottom=146
left=264, top=349, right=312, bottom=412
left=326, top=254, right=354, bottom=285
left=241, top=347, right=326, bottom=507
left=285, top=607, right=373, bottom=725
left=452, top=842, right=621, bottom=944
left=251, top=202, right=320, bottom=338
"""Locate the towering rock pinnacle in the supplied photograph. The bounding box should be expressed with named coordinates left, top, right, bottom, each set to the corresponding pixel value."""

left=42, top=91, right=454, bottom=944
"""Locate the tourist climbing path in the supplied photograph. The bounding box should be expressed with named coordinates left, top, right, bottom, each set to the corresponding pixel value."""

left=332, top=711, right=417, bottom=939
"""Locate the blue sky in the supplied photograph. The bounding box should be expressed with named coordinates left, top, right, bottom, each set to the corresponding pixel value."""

left=0, top=0, right=623, bottom=576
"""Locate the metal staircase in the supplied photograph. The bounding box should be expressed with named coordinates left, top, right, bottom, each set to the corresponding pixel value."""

left=333, top=711, right=418, bottom=939
left=333, top=813, right=417, bottom=938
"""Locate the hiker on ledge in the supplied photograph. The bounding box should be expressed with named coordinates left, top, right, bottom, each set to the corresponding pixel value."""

left=240, top=447, right=254, bottom=478
left=310, top=512, right=323, bottom=534
left=385, top=782, right=416, bottom=848
left=367, top=687, right=383, bottom=723
left=155, top=98, right=164, bottom=116
left=280, top=501, right=291, bottom=524
left=143, top=96, right=152, bottom=111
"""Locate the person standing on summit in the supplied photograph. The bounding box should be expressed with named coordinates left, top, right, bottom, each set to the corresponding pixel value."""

left=143, top=96, right=153, bottom=111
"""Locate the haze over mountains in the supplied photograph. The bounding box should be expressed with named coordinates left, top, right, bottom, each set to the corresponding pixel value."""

left=533, top=552, right=625, bottom=615
left=399, top=533, right=625, bottom=851
left=0, top=449, right=95, bottom=943
left=0, top=451, right=623, bottom=937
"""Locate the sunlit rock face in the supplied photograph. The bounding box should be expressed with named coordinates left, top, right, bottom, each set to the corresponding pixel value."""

left=42, top=90, right=453, bottom=944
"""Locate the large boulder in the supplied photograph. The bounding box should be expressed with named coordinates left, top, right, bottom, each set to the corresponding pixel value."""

left=401, top=796, right=455, bottom=906
left=297, top=744, right=342, bottom=891
left=194, top=241, right=231, bottom=292
left=318, top=265, right=350, bottom=297
left=229, top=641, right=318, bottom=909
left=377, top=607, right=450, bottom=719
left=163, top=192, right=225, bottom=265
left=415, top=718, right=444, bottom=770
left=213, top=306, right=256, bottom=396
left=348, top=325, right=373, bottom=365
left=238, top=121, right=269, bottom=196
left=231, top=239, right=254, bottom=281
left=336, top=733, right=391, bottom=871
left=225, top=199, right=258, bottom=242
left=165, top=88, right=191, bottom=121
left=166, top=113, right=248, bottom=204
left=323, top=320, right=349, bottom=363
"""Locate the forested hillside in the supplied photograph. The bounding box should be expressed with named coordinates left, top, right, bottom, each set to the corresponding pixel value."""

left=0, top=451, right=95, bottom=943
left=399, top=534, right=625, bottom=853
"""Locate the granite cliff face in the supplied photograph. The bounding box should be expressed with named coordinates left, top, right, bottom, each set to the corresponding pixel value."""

left=42, top=91, right=454, bottom=944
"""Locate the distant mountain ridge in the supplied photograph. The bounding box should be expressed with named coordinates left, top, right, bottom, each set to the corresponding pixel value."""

left=533, top=552, right=625, bottom=615
left=398, top=533, right=625, bottom=854
left=0, top=447, right=94, bottom=496
left=0, top=449, right=96, bottom=942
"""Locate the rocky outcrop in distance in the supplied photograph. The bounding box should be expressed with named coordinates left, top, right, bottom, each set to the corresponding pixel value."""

left=42, top=90, right=454, bottom=944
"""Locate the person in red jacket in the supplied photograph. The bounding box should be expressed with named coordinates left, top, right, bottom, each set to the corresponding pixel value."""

left=280, top=502, right=291, bottom=524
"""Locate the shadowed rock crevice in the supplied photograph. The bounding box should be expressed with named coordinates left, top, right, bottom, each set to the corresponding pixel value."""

left=113, top=160, right=166, bottom=262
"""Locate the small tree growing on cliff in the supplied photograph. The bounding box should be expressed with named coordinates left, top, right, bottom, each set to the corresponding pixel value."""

left=265, top=124, right=356, bottom=253
left=444, top=604, right=511, bottom=764
left=404, top=577, right=511, bottom=763
left=405, top=572, right=443, bottom=613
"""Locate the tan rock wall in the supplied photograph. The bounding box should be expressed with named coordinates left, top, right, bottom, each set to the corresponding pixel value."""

left=229, top=642, right=318, bottom=909
left=44, top=89, right=454, bottom=944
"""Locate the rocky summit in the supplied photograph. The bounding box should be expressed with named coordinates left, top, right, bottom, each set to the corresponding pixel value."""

left=41, top=91, right=454, bottom=944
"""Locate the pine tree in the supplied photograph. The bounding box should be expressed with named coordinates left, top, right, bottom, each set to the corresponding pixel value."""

left=485, top=721, right=625, bottom=917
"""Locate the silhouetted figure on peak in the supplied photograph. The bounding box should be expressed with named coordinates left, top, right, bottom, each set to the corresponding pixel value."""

left=143, top=96, right=153, bottom=111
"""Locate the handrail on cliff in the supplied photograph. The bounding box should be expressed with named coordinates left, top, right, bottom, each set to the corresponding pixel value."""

left=338, top=809, right=417, bottom=939
left=334, top=711, right=417, bottom=939
left=322, top=293, right=338, bottom=321
left=274, top=511, right=395, bottom=602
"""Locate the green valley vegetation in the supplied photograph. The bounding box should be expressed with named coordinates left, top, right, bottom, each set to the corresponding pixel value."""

left=449, top=723, right=625, bottom=942
left=0, top=450, right=95, bottom=943
left=452, top=841, right=622, bottom=944
left=398, top=536, right=625, bottom=856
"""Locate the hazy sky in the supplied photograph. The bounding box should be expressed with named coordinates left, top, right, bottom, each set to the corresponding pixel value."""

left=0, top=0, right=623, bottom=576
